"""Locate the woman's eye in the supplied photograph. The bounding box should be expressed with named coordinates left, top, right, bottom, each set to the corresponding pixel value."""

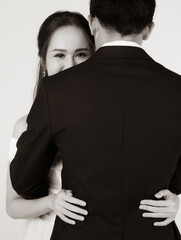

left=54, top=54, right=65, bottom=58
left=76, top=52, right=87, bottom=58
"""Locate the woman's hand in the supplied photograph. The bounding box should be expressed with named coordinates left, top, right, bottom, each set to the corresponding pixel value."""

left=139, top=189, right=180, bottom=226
left=49, top=189, right=88, bottom=225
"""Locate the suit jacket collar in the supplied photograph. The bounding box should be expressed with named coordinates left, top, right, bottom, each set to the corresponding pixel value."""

left=91, top=46, right=153, bottom=61
left=102, top=40, right=141, bottom=48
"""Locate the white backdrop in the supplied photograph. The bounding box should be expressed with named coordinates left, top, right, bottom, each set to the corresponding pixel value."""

left=0, top=1, right=181, bottom=239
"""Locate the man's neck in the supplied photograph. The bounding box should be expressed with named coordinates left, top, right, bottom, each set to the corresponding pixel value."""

left=95, top=30, right=143, bottom=50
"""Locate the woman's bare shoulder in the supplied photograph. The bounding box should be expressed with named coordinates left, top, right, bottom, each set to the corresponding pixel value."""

left=12, top=115, right=28, bottom=139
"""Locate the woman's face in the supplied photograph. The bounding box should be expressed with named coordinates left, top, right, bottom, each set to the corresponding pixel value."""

left=46, top=25, right=92, bottom=75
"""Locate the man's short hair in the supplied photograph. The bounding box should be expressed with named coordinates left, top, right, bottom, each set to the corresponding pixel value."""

left=90, top=0, right=156, bottom=35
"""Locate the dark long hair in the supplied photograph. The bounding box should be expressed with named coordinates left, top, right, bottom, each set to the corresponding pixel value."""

left=34, top=11, right=95, bottom=96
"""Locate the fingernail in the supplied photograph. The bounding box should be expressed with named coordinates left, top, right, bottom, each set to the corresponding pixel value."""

left=140, top=201, right=144, bottom=204
left=142, top=213, right=146, bottom=217
left=139, top=205, right=143, bottom=209
left=80, top=217, right=85, bottom=221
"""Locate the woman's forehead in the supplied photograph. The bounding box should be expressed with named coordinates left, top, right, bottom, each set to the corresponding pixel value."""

left=48, top=25, right=90, bottom=49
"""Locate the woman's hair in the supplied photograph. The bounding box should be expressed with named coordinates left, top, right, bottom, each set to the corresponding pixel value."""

left=35, top=11, right=94, bottom=96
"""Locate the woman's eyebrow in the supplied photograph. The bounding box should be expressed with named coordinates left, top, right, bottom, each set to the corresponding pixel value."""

left=75, top=48, right=89, bottom=52
left=51, top=49, right=67, bottom=52
left=51, top=48, right=89, bottom=53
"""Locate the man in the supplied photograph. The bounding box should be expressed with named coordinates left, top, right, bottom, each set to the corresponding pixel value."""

left=10, top=0, right=181, bottom=239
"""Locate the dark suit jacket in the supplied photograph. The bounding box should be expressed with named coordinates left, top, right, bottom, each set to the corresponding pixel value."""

left=10, top=46, right=181, bottom=240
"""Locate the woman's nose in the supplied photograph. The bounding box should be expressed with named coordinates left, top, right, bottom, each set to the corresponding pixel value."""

left=64, top=57, right=76, bottom=70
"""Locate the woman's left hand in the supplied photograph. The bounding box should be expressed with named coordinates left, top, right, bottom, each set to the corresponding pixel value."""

left=139, top=189, right=180, bottom=226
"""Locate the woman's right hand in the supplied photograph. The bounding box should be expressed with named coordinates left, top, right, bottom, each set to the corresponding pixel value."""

left=49, top=189, right=88, bottom=225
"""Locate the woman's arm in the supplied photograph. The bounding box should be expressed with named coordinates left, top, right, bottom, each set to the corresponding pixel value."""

left=7, top=116, right=88, bottom=222
left=6, top=116, right=52, bottom=219
left=6, top=116, right=51, bottom=219
left=6, top=165, right=53, bottom=219
left=6, top=167, right=88, bottom=222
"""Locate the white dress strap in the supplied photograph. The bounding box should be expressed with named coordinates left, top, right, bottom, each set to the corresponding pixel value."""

left=8, top=137, right=18, bottom=162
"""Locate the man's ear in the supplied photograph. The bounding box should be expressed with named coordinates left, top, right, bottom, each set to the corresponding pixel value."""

left=88, top=15, right=98, bottom=36
left=143, top=22, right=155, bottom=40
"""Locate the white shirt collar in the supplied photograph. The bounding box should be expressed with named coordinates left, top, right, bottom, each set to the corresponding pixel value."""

left=102, top=40, right=141, bottom=48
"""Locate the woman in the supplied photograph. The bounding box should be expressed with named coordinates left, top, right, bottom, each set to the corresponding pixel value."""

left=6, top=11, right=180, bottom=240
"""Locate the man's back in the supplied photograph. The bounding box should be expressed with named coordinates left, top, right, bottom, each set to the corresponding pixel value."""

left=46, top=46, right=181, bottom=239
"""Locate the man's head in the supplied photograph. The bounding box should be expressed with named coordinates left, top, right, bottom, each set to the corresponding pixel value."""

left=89, top=0, right=156, bottom=48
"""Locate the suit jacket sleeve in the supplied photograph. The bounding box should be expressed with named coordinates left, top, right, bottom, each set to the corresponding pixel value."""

left=169, top=156, right=181, bottom=195
left=10, top=78, right=57, bottom=199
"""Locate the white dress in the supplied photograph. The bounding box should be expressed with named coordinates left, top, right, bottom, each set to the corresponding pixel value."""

left=8, top=137, right=63, bottom=240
